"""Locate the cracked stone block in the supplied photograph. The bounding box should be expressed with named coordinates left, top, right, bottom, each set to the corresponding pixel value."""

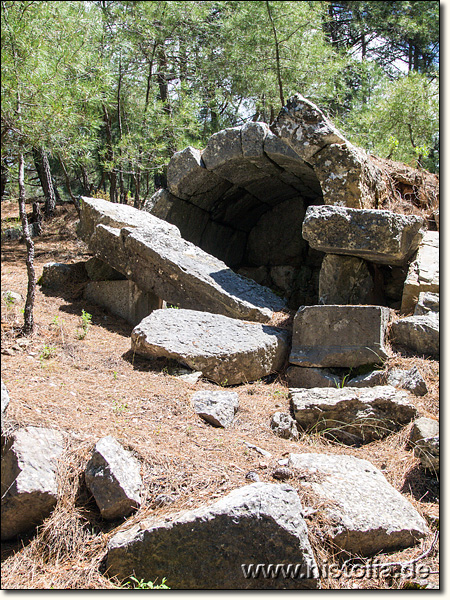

left=192, top=390, right=239, bottom=428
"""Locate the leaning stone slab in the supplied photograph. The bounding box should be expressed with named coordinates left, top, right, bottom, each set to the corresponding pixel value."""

left=105, top=482, right=319, bottom=589
left=192, top=391, right=239, bottom=428
left=85, top=436, right=142, bottom=520
left=290, top=386, right=417, bottom=444
left=1, top=427, right=65, bottom=540
left=390, top=314, right=439, bottom=358
left=414, top=291, right=439, bottom=316
left=78, top=196, right=181, bottom=242
left=409, top=418, right=439, bottom=473
left=302, top=205, right=424, bottom=266
left=84, top=280, right=163, bottom=327
left=290, top=305, right=390, bottom=368
left=401, top=232, right=439, bottom=314
left=347, top=367, right=428, bottom=396
left=286, top=366, right=341, bottom=389
left=132, top=309, right=289, bottom=386
left=90, top=223, right=286, bottom=322
left=289, top=452, right=428, bottom=555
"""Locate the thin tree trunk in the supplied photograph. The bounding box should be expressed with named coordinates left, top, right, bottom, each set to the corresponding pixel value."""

left=18, top=152, right=35, bottom=335
left=59, top=156, right=81, bottom=216
left=266, top=0, right=285, bottom=108
left=33, top=147, right=56, bottom=217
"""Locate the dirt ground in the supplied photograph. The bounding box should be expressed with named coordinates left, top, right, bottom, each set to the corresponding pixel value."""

left=1, top=199, right=439, bottom=590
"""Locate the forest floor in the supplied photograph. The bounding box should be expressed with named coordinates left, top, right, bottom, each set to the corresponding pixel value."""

left=1, top=199, right=439, bottom=590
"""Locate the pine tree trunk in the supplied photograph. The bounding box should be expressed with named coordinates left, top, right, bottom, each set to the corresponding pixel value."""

left=33, top=147, right=56, bottom=217
left=18, top=152, right=36, bottom=335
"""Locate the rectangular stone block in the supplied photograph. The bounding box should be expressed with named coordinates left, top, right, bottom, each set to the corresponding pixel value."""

left=84, top=280, right=163, bottom=326
left=289, top=305, right=390, bottom=368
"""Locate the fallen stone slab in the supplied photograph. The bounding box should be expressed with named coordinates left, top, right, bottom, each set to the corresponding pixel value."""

left=390, top=314, right=439, bottom=358
left=409, top=417, right=439, bottom=473
left=1, top=427, right=65, bottom=541
left=132, top=309, right=289, bottom=386
left=414, top=291, right=439, bottom=316
left=89, top=223, right=286, bottom=323
left=401, top=232, right=439, bottom=314
left=192, top=390, right=239, bottom=428
left=78, top=196, right=181, bottom=242
left=85, top=436, right=142, bottom=520
left=84, top=279, right=163, bottom=326
left=290, top=386, right=417, bottom=444
left=105, top=482, right=319, bottom=589
left=38, top=261, right=89, bottom=291
left=270, top=412, right=299, bottom=441
left=1, top=379, right=10, bottom=419
left=346, top=370, right=385, bottom=388
left=289, top=452, right=428, bottom=555
left=290, top=305, right=390, bottom=368
left=302, top=205, right=424, bottom=266
left=318, top=254, right=374, bottom=305
left=286, top=366, right=341, bottom=389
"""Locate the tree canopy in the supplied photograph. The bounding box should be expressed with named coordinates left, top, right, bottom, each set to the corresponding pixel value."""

left=1, top=0, right=440, bottom=209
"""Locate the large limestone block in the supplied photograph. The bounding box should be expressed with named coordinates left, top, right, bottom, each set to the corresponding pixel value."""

left=319, top=254, right=373, bottom=305
left=1, top=427, right=65, bottom=540
left=390, top=314, right=439, bottom=358
left=131, top=309, right=289, bottom=386
left=289, top=453, right=428, bottom=555
left=78, top=196, right=181, bottom=242
left=401, top=231, right=439, bottom=314
left=290, top=385, right=417, bottom=444
left=90, top=223, right=286, bottom=322
left=302, top=205, right=424, bottom=266
left=167, top=146, right=231, bottom=206
left=290, top=305, right=390, bottom=368
left=85, top=436, right=142, bottom=520
left=84, top=280, right=163, bottom=326
left=39, top=261, right=88, bottom=290
left=105, top=483, right=319, bottom=589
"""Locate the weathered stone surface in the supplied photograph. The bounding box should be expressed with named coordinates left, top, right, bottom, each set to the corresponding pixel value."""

left=84, top=280, right=163, bottom=326
left=290, top=305, right=390, bottom=368
left=1, top=427, right=65, bottom=540
left=289, top=452, right=428, bottom=555
left=132, top=309, right=289, bottom=386
left=347, top=367, right=427, bottom=396
left=167, top=146, right=231, bottom=205
left=390, top=314, right=439, bottom=358
left=85, top=436, right=142, bottom=520
left=290, top=385, right=417, bottom=444
left=89, top=223, right=286, bottom=322
left=414, top=291, right=439, bottom=316
left=85, top=257, right=125, bottom=281
left=302, top=205, right=425, bottom=266
left=105, top=482, right=319, bottom=589
left=409, top=418, right=439, bottom=473
left=319, top=254, right=373, bottom=305
left=39, top=261, right=89, bottom=290
left=401, top=232, right=439, bottom=314
left=270, top=412, right=299, bottom=441
left=78, top=196, right=181, bottom=242
left=192, top=390, right=239, bottom=428
left=1, top=379, right=10, bottom=418
left=387, top=367, right=428, bottom=396
left=286, top=366, right=341, bottom=389
left=246, top=197, right=307, bottom=266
